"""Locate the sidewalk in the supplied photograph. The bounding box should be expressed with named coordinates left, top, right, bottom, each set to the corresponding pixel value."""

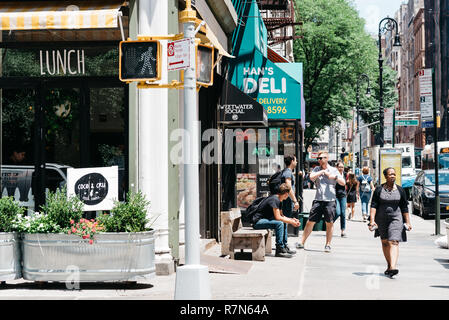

left=0, top=190, right=448, bottom=300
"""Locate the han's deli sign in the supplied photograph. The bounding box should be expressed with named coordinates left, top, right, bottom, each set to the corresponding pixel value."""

left=230, top=48, right=302, bottom=120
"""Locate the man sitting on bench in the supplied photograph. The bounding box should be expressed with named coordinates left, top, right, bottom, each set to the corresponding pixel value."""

left=252, top=183, right=301, bottom=258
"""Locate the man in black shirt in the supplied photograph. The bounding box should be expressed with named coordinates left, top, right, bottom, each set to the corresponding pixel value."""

left=253, top=183, right=301, bottom=258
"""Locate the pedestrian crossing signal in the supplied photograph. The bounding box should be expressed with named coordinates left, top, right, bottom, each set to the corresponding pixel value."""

left=119, top=40, right=162, bottom=82
left=196, top=43, right=214, bottom=86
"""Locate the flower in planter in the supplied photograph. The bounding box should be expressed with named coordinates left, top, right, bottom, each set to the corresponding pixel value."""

left=12, top=212, right=62, bottom=233
left=10, top=188, right=86, bottom=234
left=68, top=218, right=104, bottom=244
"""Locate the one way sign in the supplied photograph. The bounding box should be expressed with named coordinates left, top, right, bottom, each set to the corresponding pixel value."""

left=167, top=38, right=190, bottom=71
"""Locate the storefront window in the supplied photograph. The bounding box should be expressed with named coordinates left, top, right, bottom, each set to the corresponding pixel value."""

left=1, top=88, right=34, bottom=165
left=223, top=124, right=298, bottom=211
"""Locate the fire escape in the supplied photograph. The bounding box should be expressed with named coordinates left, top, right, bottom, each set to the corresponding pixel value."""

left=258, top=0, right=303, bottom=51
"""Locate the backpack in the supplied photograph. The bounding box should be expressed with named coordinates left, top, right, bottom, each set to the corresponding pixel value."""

left=361, top=175, right=371, bottom=193
left=268, top=168, right=287, bottom=194
left=243, top=196, right=269, bottom=223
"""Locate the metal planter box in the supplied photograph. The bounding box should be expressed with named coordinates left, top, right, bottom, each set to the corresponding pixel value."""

left=0, top=232, right=22, bottom=281
left=22, top=231, right=155, bottom=282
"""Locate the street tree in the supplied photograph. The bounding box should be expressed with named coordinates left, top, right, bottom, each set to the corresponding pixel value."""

left=293, top=0, right=397, bottom=150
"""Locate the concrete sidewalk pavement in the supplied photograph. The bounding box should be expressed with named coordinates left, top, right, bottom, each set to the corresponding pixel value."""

left=0, top=189, right=448, bottom=300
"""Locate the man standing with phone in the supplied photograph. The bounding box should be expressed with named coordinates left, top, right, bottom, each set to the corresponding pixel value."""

left=296, top=151, right=345, bottom=252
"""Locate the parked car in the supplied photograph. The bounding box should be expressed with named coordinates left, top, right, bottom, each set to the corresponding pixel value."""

left=1, top=163, right=70, bottom=213
left=411, top=169, right=449, bottom=219
left=2, top=164, right=127, bottom=214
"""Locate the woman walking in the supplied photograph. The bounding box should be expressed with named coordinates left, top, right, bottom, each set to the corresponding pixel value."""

left=334, top=162, right=347, bottom=237
left=368, top=167, right=412, bottom=278
left=357, top=167, right=375, bottom=222
left=346, top=172, right=357, bottom=220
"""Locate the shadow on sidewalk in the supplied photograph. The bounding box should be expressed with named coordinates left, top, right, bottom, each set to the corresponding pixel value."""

left=0, top=281, right=153, bottom=291
left=353, top=272, right=386, bottom=277
left=430, top=285, right=449, bottom=289
left=434, top=258, right=449, bottom=270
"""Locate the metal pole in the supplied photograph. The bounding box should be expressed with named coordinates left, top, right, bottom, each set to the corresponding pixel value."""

left=175, top=0, right=211, bottom=300
left=392, top=109, right=395, bottom=147
left=433, top=67, right=441, bottom=235
left=378, top=32, right=384, bottom=149
left=352, top=107, right=356, bottom=173
left=294, top=120, right=300, bottom=236
left=183, top=11, right=200, bottom=268
left=356, top=87, right=360, bottom=169
left=336, top=130, right=339, bottom=163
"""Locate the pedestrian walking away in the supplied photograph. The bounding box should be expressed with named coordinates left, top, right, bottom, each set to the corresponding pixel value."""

left=295, top=151, right=345, bottom=252
left=346, top=173, right=357, bottom=220
left=368, top=167, right=412, bottom=278
left=357, top=166, right=375, bottom=222
left=252, top=183, right=301, bottom=258
left=333, top=161, right=347, bottom=237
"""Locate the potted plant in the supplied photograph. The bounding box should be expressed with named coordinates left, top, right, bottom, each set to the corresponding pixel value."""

left=0, top=196, right=24, bottom=282
left=18, top=188, right=157, bottom=282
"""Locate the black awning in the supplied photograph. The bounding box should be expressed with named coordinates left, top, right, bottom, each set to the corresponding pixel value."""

left=217, top=76, right=268, bottom=127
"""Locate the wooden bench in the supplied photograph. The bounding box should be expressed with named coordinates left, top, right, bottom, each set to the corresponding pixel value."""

left=221, top=208, right=272, bottom=261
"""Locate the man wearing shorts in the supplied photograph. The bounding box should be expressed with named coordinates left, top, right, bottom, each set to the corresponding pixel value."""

left=296, top=151, right=345, bottom=252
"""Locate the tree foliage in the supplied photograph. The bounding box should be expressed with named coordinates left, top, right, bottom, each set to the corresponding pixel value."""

left=293, top=0, right=397, bottom=149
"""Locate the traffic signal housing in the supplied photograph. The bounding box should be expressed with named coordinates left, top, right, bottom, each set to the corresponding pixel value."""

left=196, top=43, right=214, bottom=86
left=119, top=40, right=162, bottom=82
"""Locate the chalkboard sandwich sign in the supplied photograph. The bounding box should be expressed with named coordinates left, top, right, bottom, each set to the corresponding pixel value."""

left=67, top=166, right=119, bottom=211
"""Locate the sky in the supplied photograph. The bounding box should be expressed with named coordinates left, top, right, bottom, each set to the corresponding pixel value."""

left=352, top=0, right=407, bottom=35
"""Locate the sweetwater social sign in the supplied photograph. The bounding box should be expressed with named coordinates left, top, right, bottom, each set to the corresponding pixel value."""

left=67, top=166, right=118, bottom=211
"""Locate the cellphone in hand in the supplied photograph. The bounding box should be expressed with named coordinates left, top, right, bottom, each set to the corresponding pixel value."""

left=367, top=222, right=377, bottom=231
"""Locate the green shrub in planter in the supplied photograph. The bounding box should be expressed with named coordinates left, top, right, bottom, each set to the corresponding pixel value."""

left=97, top=191, right=157, bottom=232
left=0, top=197, right=25, bottom=232
left=12, top=188, right=84, bottom=234
left=40, top=187, right=84, bottom=230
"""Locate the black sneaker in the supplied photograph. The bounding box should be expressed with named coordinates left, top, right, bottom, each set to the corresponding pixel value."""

left=285, top=245, right=296, bottom=254
left=275, top=247, right=293, bottom=258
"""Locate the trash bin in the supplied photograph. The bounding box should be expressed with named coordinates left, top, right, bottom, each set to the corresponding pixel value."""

left=299, top=213, right=326, bottom=231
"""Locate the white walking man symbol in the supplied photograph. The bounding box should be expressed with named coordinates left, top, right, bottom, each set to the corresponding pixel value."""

left=139, top=47, right=157, bottom=76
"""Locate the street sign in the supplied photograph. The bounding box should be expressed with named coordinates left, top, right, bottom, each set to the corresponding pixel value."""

left=419, top=68, right=434, bottom=128
left=167, top=39, right=190, bottom=71
left=384, top=108, right=393, bottom=142
left=380, top=148, right=402, bottom=186
left=119, top=40, right=161, bottom=82
left=395, top=119, right=419, bottom=126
